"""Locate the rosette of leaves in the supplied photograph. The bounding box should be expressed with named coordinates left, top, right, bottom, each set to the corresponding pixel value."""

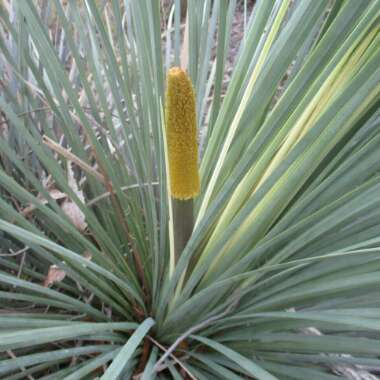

left=0, top=0, right=380, bottom=379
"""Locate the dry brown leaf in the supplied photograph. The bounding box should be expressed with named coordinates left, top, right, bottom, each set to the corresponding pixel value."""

left=61, top=161, right=87, bottom=231
left=21, top=155, right=88, bottom=232
left=84, top=251, right=93, bottom=261
left=61, top=200, right=87, bottom=231
left=22, top=189, right=67, bottom=216
left=43, top=265, right=66, bottom=287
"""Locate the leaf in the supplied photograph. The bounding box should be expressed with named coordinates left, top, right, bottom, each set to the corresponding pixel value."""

left=43, top=264, right=66, bottom=287
left=63, top=349, right=121, bottom=380
left=0, top=322, right=137, bottom=351
left=21, top=189, right=67, bottom=217
left=100, top=318, right=155, bottom=380
left=59, top=160, right=87, bottom=232
left=0, top=345, right=115, bottom=376
left=60, top=200, right=87, bottom=232
left=192, top=335, right=278, bottom=380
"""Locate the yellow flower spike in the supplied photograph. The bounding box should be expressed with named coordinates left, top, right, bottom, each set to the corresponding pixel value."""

left=165, top=67, right=200, bottom=200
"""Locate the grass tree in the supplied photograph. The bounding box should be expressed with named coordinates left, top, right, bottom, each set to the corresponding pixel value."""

left=0, top=0, right=380, bottom=378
